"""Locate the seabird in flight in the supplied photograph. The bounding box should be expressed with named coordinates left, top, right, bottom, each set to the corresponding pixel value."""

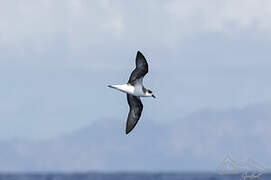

left=108, top=51, right=155, bottom=134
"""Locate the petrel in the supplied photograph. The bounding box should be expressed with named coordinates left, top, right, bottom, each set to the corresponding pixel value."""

left=108, top=51, right=155, bottom=134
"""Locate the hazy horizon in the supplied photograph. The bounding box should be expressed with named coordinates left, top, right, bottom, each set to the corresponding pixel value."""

left=0, top=102, right=270, bottom=172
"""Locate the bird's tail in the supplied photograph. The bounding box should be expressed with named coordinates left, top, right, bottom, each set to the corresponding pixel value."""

left=108, top=84, right=127, bottom=93
left=108, top=85, right=115, bottom=89
left=108, top=85, right=120, bottom=90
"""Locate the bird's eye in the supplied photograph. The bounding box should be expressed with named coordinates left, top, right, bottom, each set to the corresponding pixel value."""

left=148, top=90, right=152, bottom=93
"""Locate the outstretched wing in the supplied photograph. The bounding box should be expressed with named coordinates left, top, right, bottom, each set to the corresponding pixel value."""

left=126, top=94, right=143, bottom=134
left=128, top=51, right=149, bottom=85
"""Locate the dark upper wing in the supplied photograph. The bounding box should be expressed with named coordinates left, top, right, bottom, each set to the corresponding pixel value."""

left=128, top=51, right=149, bottom=85
left=126, top=94, right=143, bottom=134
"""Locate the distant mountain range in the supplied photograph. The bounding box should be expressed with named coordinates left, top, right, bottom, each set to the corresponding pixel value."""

left=0, top=102, right=270, bottom=172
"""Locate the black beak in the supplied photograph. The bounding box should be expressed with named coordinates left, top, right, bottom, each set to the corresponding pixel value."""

left=152, top=95, right=156, bottom=98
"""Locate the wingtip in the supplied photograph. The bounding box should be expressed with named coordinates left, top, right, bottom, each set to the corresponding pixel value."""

left=137, top=50, right=142, bottom=55
left=125, top=128, right=131, bottom=135
left=136, top=51, right=146, bottom=60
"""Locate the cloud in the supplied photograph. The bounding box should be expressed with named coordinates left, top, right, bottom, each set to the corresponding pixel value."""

left=1, top=1, right=271, bottom=63
left=1, top=0, right=271, bottom=72
left=0, top=0, right=124, bottom=63
left=166, top=0, right=271, bottom=33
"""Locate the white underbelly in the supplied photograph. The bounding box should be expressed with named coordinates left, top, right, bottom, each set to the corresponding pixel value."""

left=131, top=85, right=145, bottom=97
left=109, top=84, right=145, bottom=97
left=131, top=87, right=145, bottom=96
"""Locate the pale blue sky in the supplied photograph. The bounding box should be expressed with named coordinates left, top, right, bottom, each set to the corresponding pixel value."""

left=1, top=0, right=271, bottom=140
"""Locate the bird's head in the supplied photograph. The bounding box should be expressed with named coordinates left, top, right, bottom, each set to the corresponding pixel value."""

left=146, top=89, right=156, bottom=98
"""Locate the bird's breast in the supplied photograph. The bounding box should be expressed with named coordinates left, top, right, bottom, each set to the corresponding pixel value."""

left=132, top=85, right=145, bottom=97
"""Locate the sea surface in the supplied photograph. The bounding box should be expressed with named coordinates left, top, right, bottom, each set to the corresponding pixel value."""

left=0, top=173, right=270, bottom=180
